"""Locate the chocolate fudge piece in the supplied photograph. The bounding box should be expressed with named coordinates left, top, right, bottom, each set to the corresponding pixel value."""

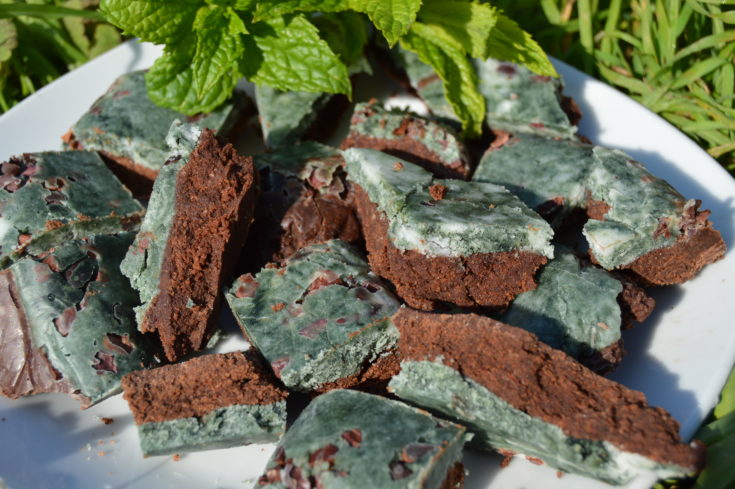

left=121, top=121, right=257, bottom=362
left=473, top=58, right=580, bottom=138
left=498, top=248, right=654, bottom=373
left=255, top=389, right=468, bottom=489
left=388, top=308, right=705, bottom=485
left=226, top=240, right=400, bottom=392
left=341, top=101, right=472, bottom=179
left=0, top=151, right=144, bottom=269
left=122, top=351, right=287, bottom=456
left=475, top=133, right=726, bottom=284
left=63, top=70, right=245, bottom=196
left=0, top=232, right=154, bottom=407
left=242, top=142, right=361, bottom=271
left=344, top=148, right=553, bottom=310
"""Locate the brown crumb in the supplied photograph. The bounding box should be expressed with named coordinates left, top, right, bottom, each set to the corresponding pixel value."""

left=98, top=451, right=106, bottom=457
left=526, top=456, right=544, bottom=465
left=393, top=162, right=404, bottom=171
left=172, top=454, right=182, bottom=462
left=557, top=471, right=564, bottom=478
left=500, top=455, right=513, bottom=468
left=99, top=417, right=114, bottom=425
left=271, top=302, right=286, bottom=312
left=429, top=184, right=448, bottom=201
left=597, top=322, right=610, bottom=330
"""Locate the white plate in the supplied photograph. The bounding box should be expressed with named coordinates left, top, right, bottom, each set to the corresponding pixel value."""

left=1, top=40, right=734, bottom=489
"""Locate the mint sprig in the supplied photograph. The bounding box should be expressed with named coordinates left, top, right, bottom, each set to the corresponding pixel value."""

left=100, top=0, right=555, bottom=136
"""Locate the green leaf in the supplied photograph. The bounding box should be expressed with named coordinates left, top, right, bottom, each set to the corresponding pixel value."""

left=693, top=432, right=735, bottom=489
left=0, top=18, right=17, bottom=63
left=310, top=11, right=367, bottom=67
left=254, top=0, right=349, bottom=20
left=400, top=21, right=485, bottom=137
left=356, top=0, right=422, bottom=46
left=419, top=0, right=498, bottom=58
left=100, top=0, right=201, bottom=44
left=486, top=13, right=557, bottom=76
left=247, top=14, right=351, bottom=96
left=714, top=367, right=735, bottom=418
left=0, top=3, right=103, bottom=21
left=145, top=39, right=239, bottom=115
left=190, top=7, right=244, bottom=98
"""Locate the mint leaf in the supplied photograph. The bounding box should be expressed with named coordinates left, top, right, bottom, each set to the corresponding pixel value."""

left=486, top=13, right=556, bottom=76
left=419, top=0, right=498, bottom=58
left=146, top=39, right=239, bottom=114
left=254, top=0, right=349, bottom=20
left=246, top=15, right=351, bottom=96
left=357, top=0, right=421, bottom=46
left=0, top=19, right=18, bottom=63
left=310, top=11, right=367, bottom=68
left=400, top=22, right=485, bottom=137
left=100, top=0, right=201, bottom=44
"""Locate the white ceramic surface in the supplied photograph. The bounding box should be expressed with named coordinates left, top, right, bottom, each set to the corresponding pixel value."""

left=0, top=40, right=734, bottom=489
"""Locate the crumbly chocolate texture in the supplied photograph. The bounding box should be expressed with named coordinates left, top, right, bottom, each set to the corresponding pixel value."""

left=122, top=351, right=287, bottom=456
left=121, top=122, right=257, bottom=361
left=473, top=58, right=578, bottom=138
left=477, top=134, right=726, bottom=284
left=226, top=240, right=400, bottom=392
left=63, top=70, right=244, bottom=195
left=0, top=151, right=144, bottom=269
left=498, top=248, right=653, bottom=373
left=0, top=232, right=155, bottom=408
left=256, top=389, right=468, bottom=489
left=344, top=148, right=552, bottom=309
left=388, top=308, right=705, bottom=485
left=340, top=101, right=472, bottom=179
left=241, top=142, right=361, bottom=271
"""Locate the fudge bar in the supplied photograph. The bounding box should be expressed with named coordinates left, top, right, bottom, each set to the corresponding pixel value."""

left=473, top=58, right=580, bottom=138
left=122, top=351, right=287, bottom=456
left=0, top=232, right=155, bottom=407
left=255, top=389, right=468, bottom=489
left=63, top=70, right=245, bottom=196
left=340, top=100, right=472, bottom=179
left=226, top=240, right=400, bottom=392
left=475, top=133, right=726, bottom=284
left=344, top=148, right=553, bottom=310
left=388, top=308, right=705, bottom=485
left=121, top=121, right=257, bottom=361
left=0, top=150, right=144, bottom=269
left=498, top=248, right=654, bottom=373
left=242, top=142, right=361, bottom=271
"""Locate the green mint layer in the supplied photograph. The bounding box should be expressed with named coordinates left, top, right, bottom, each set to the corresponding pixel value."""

left=390, top=361, right=693, bottom=485
left=343, top=148, right=554, bottom=258
left=10, top=233, right=155, bottom=407
left=139, top=401, right=287, bottom=457
left=66, top=70, right=241, bottom=175
left=254, top=83, right=332, bottom=148
left=0, top=150, right=144, bottom=269
left=475, top=135, right=698, bottom=269
left=473, top=57, right=577, bottom=138
left=499, top=249, right=622, bottom=358
left=226, top=240, right=400, bottom=392
left=120, top=121, right=201, bottom=325
left=256, top=389, right=467, bottom=489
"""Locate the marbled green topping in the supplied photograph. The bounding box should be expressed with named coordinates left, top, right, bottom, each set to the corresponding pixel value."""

left=499, top=249, right=622, bottom=358
left=348, top=101, right=467, bottom=171
left=389, top=361, right=692, bottom=485
left=120, top=121, right=201, bottom=325
left=344, top=148, right=554, bottom=258
left=583, top=147, right=691, bottom=269
left=474, top=58, right=577, bottom=138
left=226, top=240, right=400, bottom=392
left=392, top=46, right=457, bottom=123
left=66, top=70, right=240, bottom=172
left=473, top=133, right=591, bottom=227
left=255, top=84, right=331, bottom=148
left=0, top=151, right=144, bottom=269
left=139, top=402, right=287, bottom=457
left=256, top=389, right=467, bottom=489
left=255, top=141, right=345, bottom=197
left=9, top=232, right=155, bottom=406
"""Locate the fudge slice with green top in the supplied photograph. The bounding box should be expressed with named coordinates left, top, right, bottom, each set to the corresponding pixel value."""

left=344, top=147, right=553, bottom=310
left=341, top=100, right=472, bottom=179
left=0, top=150, right=144, bottom=269
left=226, top=240, right=400, bottom=393
left=64, top=70, right=246, bottom=196
left=388, top=308, right=705, bottom=485
left=0, top=232, right=155, bottom=407
left=122, top=351, right=287, bottom=457
left=255, top=389, right=468, bottom=489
